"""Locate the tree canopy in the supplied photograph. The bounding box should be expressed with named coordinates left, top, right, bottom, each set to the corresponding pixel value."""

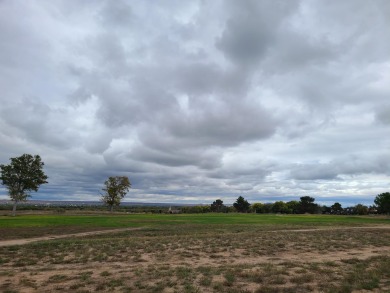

left=101, top=176, right=131, bottom=212
left=353, top=204, right=368, bottom=215
left=374, top=192, right=390, bottom=214
left=251, top=202, right=265, bottom=213
left=298, top=196, right=318, bottom=214
left=0, top=154, right=48, bottom=216
left=210, top=199, right=226, bottom=212
left=331, top=202, right=343, bottom=214
left=233, top=196, right=250, bottom=213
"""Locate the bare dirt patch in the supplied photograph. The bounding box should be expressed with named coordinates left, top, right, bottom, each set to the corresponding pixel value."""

left=0, top=225, right=389, bottom=292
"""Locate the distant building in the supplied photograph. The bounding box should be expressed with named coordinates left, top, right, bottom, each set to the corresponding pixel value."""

left=168, top=206, right=181, bottom=214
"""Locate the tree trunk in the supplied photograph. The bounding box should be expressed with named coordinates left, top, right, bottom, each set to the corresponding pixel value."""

left=12, top=201, right=18, bottom=217
left=110, top=205, right=114, bottom=213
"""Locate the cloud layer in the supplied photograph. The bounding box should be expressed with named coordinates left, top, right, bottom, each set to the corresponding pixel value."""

left=0, top=0, right=389, bottom=206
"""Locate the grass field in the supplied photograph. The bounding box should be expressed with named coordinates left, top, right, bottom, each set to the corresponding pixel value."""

left=1, top=213, right=389, bottom=240
left=0, top=213, right=389, bottom=292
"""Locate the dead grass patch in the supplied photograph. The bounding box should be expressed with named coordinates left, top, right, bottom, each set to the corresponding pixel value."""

left=0, top=224, right=389, bottom=292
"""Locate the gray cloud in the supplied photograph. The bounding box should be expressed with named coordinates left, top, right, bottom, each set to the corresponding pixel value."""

left=290, top=153, right=390, bottom=181
left=217, top=0, right=299, bottom=66
left=376, top=105, right=390, bottom=125
left=0, top=0, right=389, bottom=205
left=98, top=0, right=133, bottom=28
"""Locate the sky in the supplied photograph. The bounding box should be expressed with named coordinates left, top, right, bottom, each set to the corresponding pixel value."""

left=0, top=0, right=389, bottom=207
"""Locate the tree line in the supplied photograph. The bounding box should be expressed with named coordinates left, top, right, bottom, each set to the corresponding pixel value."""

left=1, top=154, right=390, bottom=215
left=181, top=195, right=385, bottom=215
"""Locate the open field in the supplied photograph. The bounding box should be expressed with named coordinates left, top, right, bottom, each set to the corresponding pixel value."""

left=0, top=214, right=389, bottom=292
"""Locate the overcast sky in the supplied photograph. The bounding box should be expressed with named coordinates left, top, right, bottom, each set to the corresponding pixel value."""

left=0, top=0, right=389, bottom=206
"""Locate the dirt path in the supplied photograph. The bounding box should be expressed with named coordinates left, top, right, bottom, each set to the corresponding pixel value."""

left=0, top=227, right=143, bottom=247
left=1, top=225, right=389, bottom=293
left=0, top=225, right=389, bottom=247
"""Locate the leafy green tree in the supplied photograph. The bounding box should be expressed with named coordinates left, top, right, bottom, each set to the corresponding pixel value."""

left=321, top=205, right=331, bottom=214
left=101, top=176, right=131, bottom=212
left=374, top=192, right=390, bottom=214
left=272, top=201, right=288, bottom=213
left=183, top=205, right=211, bottom=213
left=286, top=200, right=300, bottom=214
left=298, top=196, right=318, bottom=214
left=233, top=196, right=250, bottom=213
left=210, top=199, right=226, bottom=212
left=331, top=202, right=343, bottom=214
left=353, top=204, right=368, bottom=215
left=251, top=202, right=265, bottom=213
left=0, top=154, right=48, bottom=216
left=263, top=203, right=274, bottom=213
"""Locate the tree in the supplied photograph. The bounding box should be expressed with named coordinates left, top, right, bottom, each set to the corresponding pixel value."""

left=272, top=201, right=288, bottom=213
left=353, top=204, right=368, bottom=215
left=331, top=202, right=343, bottom=214
left=0, top=154, right=48, bottom=216
left=251, top=202, right=265, bottom=213
left=298, top=196, right=318, bottom=214
left=374, top=192, right=390, bottom=214
left=210, top=199, right=226, bottom=212
left=321, top=205, right=331, bottom=214
left=263, top=203, right=274, bottom=213
left=286, top=200, right=300, bottom=214
left=233, top=196, right=250, bottom=213
left=101, top=176, right=131, bottom=212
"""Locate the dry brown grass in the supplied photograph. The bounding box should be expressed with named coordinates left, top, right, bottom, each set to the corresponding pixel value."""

left=0, top=223, right=390, bottom=292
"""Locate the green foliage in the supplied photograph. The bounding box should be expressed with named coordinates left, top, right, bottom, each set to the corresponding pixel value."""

left=353, top=204, right=368, bottom=215
left=298, top=196, right=318, bottom=214
left=101, top=176, right=131, bottom=212
left=374, top=192, right=390, bottom=214
left=286, top=200, right=300, bottom=214
left=233, top=196, right=250, bottom=213
left=0, top=154, right=48, bottom=216
left=272, top=201, right=288, bottom=213
left=251, top=202, right=264, bottom=213
left=182, top=205, right=211, bottom=213
left=331, top=202, right=343, bottom=214
left=210, top=199, right=227, bottom=212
